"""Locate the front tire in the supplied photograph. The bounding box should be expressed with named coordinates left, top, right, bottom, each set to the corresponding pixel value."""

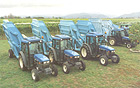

left=62, top=62, right=70, bottom=74
left=49, top=48, right=57, bottom=63
left=79, top=60, right=86, bottom=71
left=51, top=65, right=58, bottom=76
left=8, top=49, right=14, bottom=58
left=19, top=51, right=26, bottom=71
left=111, top=54, right=120, bottom=63
left=99, top=55, right=108, bottom=66
left=126, top=43, right=132, bottom=48
left=31, top=69, right=40, bottom=81
left=80, top=44, right=91, bottom=60
left=109, top=37, right=116, bottom=46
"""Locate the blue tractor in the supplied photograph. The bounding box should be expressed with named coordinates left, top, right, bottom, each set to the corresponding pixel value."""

left=90, top=18, right=138, bottom=48
left=2, top=20, right=58, bottom=81
left=31, top=19, right=86, bottom=74
left=59, top=20, right=120, bottom=66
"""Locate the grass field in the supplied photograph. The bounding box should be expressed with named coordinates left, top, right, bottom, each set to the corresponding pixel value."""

left=0, top=18, right=140, bottom=88
left=0, top=40, right=140, bottom=88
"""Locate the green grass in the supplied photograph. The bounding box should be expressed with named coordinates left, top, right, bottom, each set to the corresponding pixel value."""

left=1, top=18, right=140, bottom=87
left=0, top=40, right=140, bottom=88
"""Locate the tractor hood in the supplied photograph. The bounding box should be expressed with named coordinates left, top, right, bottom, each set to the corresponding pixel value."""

left=64, top=50, right=79, bottom=57
left=34, top=54, right=49, bottom=62
left=122, top=36, right=130, bottom=41
left=99, top=45, right=115, bottom=51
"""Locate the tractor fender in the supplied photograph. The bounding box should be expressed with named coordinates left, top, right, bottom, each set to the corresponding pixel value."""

left=49, top=47, right=57, bottom=61
left=82, top=43, right=92, bottom=56
left=107, top=36, right=115, bottom=41
left=19, top=51, right=27, bottom=67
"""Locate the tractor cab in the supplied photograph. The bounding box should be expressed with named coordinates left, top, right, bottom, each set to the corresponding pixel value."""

left=49, top=35, right=86, bottom=74
left=111, top=29, right=130, bottom=44
left=86, top=32, right=115, bottom=56
left=120, top=24, right=131, bottom=30
left=120, top=24, right=131, bottom=37
left=51, top=35, right=79, bottom=63
left=21, top=36, right=49, bottom=69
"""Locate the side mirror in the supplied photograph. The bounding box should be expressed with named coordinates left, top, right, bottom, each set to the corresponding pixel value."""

left=56, top=42, right=59, bottom=45
left=74, top=40, right=76, bottom=44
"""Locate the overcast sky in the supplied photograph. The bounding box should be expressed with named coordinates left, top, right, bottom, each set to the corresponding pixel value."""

left=0, top=0, right=140, bottom=17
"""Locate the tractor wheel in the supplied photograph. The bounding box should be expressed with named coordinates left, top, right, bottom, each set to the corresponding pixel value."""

left=126, top=43, right=132, bottom=48
left=49, top=48, right=57, bottom=63
left=51, top=65, right=58, bottom=76
left=80, top=44, right=91, bottom=60
left=111, top=54, right=120, bottom=63
left=31, top=69, right=40, bottom=81
left=62, top=62, right=70, bottom=74
left=19, top=51, right=26, bottom=71
left=109, top=37, right=116, bottom=46
left=99, top=55, right=108, bottom=66
left=8, top=49, right=14, bottom=58
left=79, top=60, right=86, bottom=71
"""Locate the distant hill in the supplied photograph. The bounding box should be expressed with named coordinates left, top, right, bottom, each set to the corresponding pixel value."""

left=63, top=13, right=109, bottom=18
left=118, top=12, right=140, bottom=18
left=18, top=12, right=140, bottom=18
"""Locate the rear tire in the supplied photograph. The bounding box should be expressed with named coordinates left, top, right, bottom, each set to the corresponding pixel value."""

left=126, top=43, right=132, bottom=48
left=79, top=60, right=86, bottom=71
left=31, top=69, right=40, bottom=81
left=51, top=65, right=58, bottom=76
left=8, top=49, right=14, bottom=58
left=80, top=44, right=91, bottom=60
left=111, top=54, right=120, bottom=63
left=62, top=62, right=70, bottom=74
left=19, top=51, right=26, bottom=71
left=49, top=48, right=57, bottom=63
left=109, top=37, right=116, bottom=46
left=99, top=55, right=108, bottom=66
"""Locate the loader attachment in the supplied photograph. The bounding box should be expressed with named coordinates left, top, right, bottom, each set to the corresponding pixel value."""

left=31, top=19, right=52, bottom=55
left=59, top=20, right=84, bottom=51
left=76, top=20, right=95, bottom=36
left=2, top=20, right=23, bottom=58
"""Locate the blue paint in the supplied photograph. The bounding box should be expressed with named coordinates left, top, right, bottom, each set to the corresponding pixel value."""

left=99, top=45, right=115, bottom=51
left=122, top=36, right=130, bottom=41
left=64, top=50, right=79, bottom=57
left=34, top=54, right=49, bottom=62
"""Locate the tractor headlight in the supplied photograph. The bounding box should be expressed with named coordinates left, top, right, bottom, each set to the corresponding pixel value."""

left=43, top=61, right=49, bottom=64
left=75, top=56, right=79, bottom=58
left=50, top=41, right=52, bottom=43
left=40, top=40, right=42, bottom=42
left=111, top=50, right=115, bottom=53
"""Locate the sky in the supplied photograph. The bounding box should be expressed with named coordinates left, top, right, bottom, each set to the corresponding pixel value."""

left=0, top=0, right=140, bottom=17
